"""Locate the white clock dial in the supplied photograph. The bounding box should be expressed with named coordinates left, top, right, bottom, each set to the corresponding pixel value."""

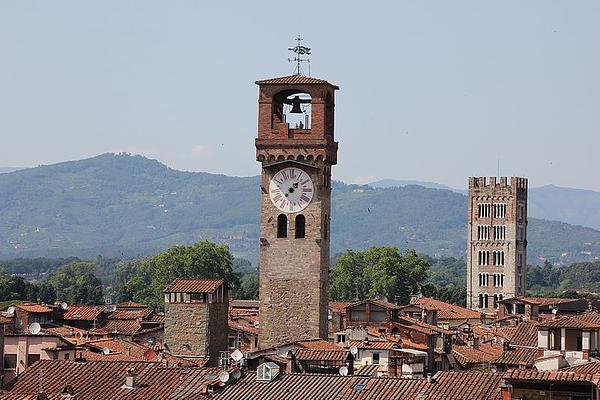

left=269, top=167, right=314, bottom=213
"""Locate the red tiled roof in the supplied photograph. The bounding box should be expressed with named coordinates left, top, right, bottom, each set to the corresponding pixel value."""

left=164, top=278, right=225, bottom=293
left=228, top=320, right=259, bottom=336
left=418, top=371, right=503, bottom=400
left=107, top=308, right=153, bottom=320
left=511, top=296, right=579, bottom=306
left=574, top=310, right=600, bottom=325
left=230, top=299, right=259, bottom=309
left=295, top=339, right=341, bottom=350
left=347, top=340, right=399, bottom=350
left=255, top=75, right=339, bottom=89
left=61, top=305, right=103, bottom=321
left=413, top=297, right=481, bottom=320
left=507, top=322, right=539, bottom=347
left=116, top=301, right=147, bottom=308
left=91, top=319, right=142, bottom=335
left=354, top=364, right=379, bottom=377
left=212, top=373, right=427, bottom=400
left=494, top=346, right=540, bottom=367
left=399, top=339, right=429, bottom=351
left=0, top=314, right=13, bottom=324
left=293, top=349, right=346, bottom=362
left=452, top=343, right=503, bottom=366
left=329, top=301, right=353, bottom=313
left=503, top=369, right=600, bottom=385
left=5, top=360, right=227, bottom=399
left=563, top=361, right=600, bottom=374
left=15, top=303, right=53, bottom=313
left=540, top=316, right=600, bottom=329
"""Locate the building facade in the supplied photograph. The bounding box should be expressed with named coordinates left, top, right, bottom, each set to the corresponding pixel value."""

left=466, top=177, right=528, bottom=312
left=255, top=74, right=339, bottom=349
left=163, top=278, right=229, bottom=366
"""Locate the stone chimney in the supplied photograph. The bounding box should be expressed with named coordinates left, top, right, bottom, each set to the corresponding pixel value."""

left=123, top=367, right=136, bottom=390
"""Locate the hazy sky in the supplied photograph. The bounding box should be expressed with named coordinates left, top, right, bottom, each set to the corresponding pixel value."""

left=1, top=2, right=599, bottom=190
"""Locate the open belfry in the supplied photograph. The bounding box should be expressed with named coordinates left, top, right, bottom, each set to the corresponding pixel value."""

left=254, top=66, right=338, bottom=348
left=466, top=177, right=528, bottom=312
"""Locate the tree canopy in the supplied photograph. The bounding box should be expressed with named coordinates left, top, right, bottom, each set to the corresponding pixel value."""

left=330, top=246, right=429, bottom=304
left=46, top=262, right=103, bottom=305
left=125, top=241, right=239, bottom=310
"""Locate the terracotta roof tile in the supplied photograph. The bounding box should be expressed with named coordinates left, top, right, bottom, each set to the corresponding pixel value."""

left=116, top=301, right=147, bottom=308
left=255, top=75, right=338, bottom=88
left=15, top=303, right=53, bottom=313
left=563, top=361, right=600, bottom=374
left=494, top=346, right=540, bottom=367
left=413, top=297, right=481, bottom=320
left=293, top=349, right=347, bottom=362
left=511, top=296, right=579, bottom=306
left=347, top=340, right=399, bottom=350
left=452, top=343, right=503, bottom=366
left=574, top=310, right=600, bottom=325
left=212, top=373, right=427, bottom=400
left=417, top=371, right=503, bottom=400
left=504, top=369, right=600, bottom=385
left=61, top=305, right=104, bottom=321
left=295, top=339, right=341, bottom=350
left=91, top=319, right=142, bottom=335
left=541, top=316, right=600, bottom=329
left=507, top=322, right=539, bottom=347
left=164, top=278, right=225, bottom=294
left=5, top=360, right=226, bottom=399
left=108, top=308, right=153, bottom=320
left=229, top=299, right=259, bottom=309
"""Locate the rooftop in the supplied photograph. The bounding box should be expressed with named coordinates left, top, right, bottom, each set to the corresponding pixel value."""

left=164, top=278, right=225, bottom=294
left=255, top=74, right=339, bottom=89
left=412, top=297, right=481, bottom=321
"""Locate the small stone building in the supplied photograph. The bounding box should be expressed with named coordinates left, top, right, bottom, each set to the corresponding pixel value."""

left=164, top=278, right=229, bottom=366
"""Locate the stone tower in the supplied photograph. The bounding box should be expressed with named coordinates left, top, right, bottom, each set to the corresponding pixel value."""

left=466, top=177, right=528, bottom=312
left=255, top=74, right=339, bottom=349
left=163, top=278, right=229, bottom=366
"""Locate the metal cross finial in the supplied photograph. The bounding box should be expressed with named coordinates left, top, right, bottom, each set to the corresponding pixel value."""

left=288, top=35, right=311, bottom=76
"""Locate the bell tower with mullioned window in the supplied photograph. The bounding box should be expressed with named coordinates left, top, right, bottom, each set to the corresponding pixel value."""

left=466, top=177, right=528, bottom=312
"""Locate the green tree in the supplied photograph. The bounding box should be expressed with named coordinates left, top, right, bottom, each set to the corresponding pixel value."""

left=130, top=241, right=239, bottom=310
left=46, top=262, right=103, bottom=305
left=236, top=274, right=259, bottom=300
left=330, top=246, right=429, bottom=304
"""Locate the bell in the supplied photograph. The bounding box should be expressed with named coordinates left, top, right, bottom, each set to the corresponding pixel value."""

left=289, top=96, right=303, bottom=114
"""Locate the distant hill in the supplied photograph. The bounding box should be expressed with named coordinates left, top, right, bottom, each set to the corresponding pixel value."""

left=0, top=167, right=22, bottom=174
left=371, top=179, right=600, bottom=231
left=368, top=179, right=457, bottom=192
left=1, top=153, right=599, bottom=265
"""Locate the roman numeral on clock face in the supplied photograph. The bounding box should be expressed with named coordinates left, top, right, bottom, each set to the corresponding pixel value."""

left=269, top=167, right=314, bottom=213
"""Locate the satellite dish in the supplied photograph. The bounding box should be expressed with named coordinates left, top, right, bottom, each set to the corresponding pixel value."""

left=218, top=371, right=230, bottom=383
left=29, top=322, right=41, bottom=335
left=339, top=366, right=349, bottom=376
left=231, top=369, right=242, bottom=380
left=231, top=349, right=244, bottom=362
left=105, top=305, right=117, bottom=313
left=349, top=346, right=358, bottom=356
left=102, top=347, right=110, bottom=355
left=61, top=302, right=68, bottom=310
left=7, top=306, right=15, bottom=316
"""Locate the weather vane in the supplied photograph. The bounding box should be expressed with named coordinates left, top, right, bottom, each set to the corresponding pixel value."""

left=288, top=35, right=311, bottom=76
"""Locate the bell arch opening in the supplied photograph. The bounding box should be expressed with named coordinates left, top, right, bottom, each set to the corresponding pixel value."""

left=272, top=90, right=312, bottom=130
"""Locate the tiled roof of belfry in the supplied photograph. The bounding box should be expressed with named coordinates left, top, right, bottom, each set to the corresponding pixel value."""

left=255, top=74, right=339, bottom=88
left=164, top=278, right=224, bottom=294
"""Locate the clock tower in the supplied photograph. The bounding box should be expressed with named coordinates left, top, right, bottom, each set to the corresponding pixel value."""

left=255, top=73, right=338, bottom=349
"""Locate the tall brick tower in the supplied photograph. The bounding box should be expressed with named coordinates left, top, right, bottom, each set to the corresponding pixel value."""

left=466, top=177, right=528, bottom=312
left=255, top=74, right=338, bottom=349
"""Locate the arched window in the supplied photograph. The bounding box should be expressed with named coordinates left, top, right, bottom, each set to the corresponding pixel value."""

left=295, top=214, right=305, bottom=238
left=478, top=294, right=484, bottom=309
left=277, top=214, right=287, bottom=238
left=493, top=294, right=499, bottom=308
left=484, top=294, right=489, bottom=309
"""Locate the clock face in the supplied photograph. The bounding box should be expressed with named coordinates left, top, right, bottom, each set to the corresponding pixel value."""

left=269, top=167, right=314, bottom=213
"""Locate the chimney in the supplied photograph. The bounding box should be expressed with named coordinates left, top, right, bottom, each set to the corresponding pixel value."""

left=426, top=373, right=436, bottom=383
left=123, top=368, right=136, bottom=390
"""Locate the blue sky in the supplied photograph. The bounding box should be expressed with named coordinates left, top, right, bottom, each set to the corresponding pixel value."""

left=1, top=1, right=599, bottom=190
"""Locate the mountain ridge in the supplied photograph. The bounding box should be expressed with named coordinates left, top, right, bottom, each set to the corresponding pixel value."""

left=1, top=153, right=599, bottom=264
